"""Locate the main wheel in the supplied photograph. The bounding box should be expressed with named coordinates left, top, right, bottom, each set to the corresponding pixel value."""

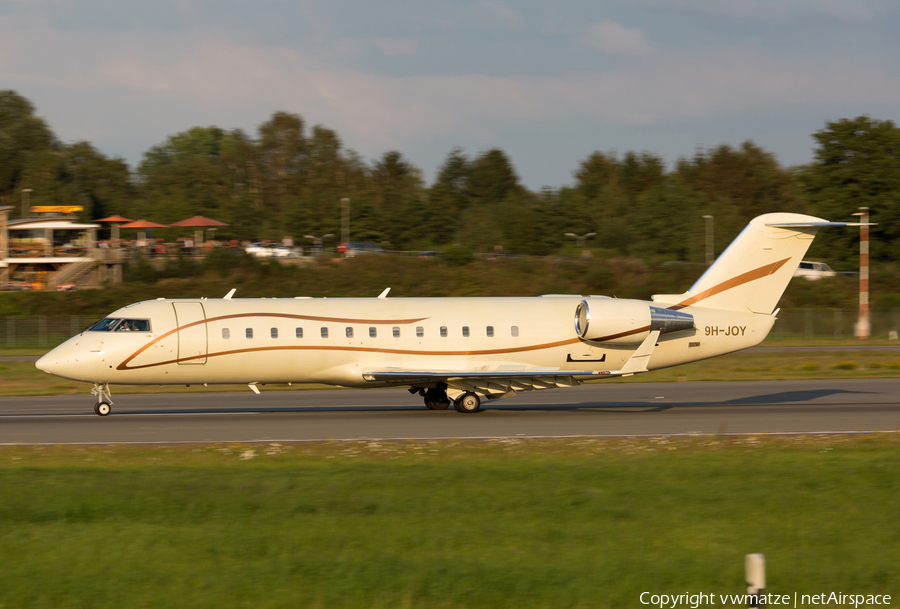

left=424, top=389, right=451, bottom=410
left=454, top=392, right=481, bottom=414
left=94, top=402, right=111, bottom=416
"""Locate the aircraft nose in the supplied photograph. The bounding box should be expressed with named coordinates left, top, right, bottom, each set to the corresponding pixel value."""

left=35, top=351, right=59, bottom=374
left=36, top=344, right=84, bottom=380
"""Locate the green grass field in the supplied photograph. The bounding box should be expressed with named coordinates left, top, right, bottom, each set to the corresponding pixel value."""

left=0, top=437, right=897, bottom=608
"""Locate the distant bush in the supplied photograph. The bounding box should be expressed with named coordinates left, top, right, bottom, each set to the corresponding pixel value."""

left=157, top=252, right=198, bottom=279
left=442, top=246, right=474, bottom=266
left=204, top=247, right=246, bottom=278
left=831, top=361, right=858, bottom=370
left=125, top=253, right=156, bottom=284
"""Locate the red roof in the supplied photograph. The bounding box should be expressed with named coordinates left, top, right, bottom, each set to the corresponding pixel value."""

left=169, top=215, right=230, bottom=227
left=118, top=220, right=170, bottom=229
left=95, top=215, right=134, bottom=223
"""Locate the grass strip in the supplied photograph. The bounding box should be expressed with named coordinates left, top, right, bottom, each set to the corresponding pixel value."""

left=0, top=436, right=897, bottom=608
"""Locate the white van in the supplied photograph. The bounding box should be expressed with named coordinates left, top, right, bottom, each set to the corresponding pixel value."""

left=794, top=261, right=836, bottom=280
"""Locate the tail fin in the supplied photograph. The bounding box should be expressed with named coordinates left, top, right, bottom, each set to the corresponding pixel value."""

left=652, top=213, right=833, bottom=314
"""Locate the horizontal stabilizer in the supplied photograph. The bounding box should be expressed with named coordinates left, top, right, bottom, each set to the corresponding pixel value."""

left=765, top=222, right=875, bottom=228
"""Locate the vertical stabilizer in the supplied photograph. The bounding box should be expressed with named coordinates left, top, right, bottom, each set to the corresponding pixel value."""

left=652, top=213, right=830, bottom=314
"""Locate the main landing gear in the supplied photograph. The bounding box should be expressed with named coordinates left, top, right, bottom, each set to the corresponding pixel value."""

left=91, top=382, right=113, bottom=417
left=423, top=387, right=451, bottom=410
left=453, top=392, right=481, bottom=414
left=415, top=386, right=482, bottom=413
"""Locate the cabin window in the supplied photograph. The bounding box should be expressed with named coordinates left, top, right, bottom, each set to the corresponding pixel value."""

left=296, top=327, right=303, bottom=338
left=462, top=326, right=469, bottom=337
left=369, top=327, right=377, bottom=338
left=393, top=327, right=400, bottom=338
left=486, top=326, right=494, bottom=337
left=511, top=326, right=519, bottom=337
left=346, top=327, right=354, bottom=338
left=246, top=328, right=253, bottom=339
left=222, top=328, right=230, bottom=339
left=440, top=326, right=447, bottom=337
left=416, top=326, right=424, bottom=338
left=321, top=327, right=328, bottom=339
left=271, top=328, right=278, bottom=339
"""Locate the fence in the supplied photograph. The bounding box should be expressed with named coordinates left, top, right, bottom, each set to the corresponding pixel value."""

left=0, top=316, right=94, bottom=349
left=769, top=308, right=900, bottom=339
left=2, top=309, right=899, bottom=350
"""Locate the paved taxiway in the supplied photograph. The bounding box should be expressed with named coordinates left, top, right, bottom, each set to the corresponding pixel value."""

left=1, top=378, right=898, bottom=444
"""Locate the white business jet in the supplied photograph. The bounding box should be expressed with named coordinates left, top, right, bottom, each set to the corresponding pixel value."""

left=36, top=213, right=854, bottom=416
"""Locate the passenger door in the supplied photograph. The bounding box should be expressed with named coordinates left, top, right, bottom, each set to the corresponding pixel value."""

left=173, top=302, right=208, bottom=365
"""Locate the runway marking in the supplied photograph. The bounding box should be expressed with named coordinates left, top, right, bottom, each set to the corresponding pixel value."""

left=0, top=411, right=263, bottom=419
left=1, top=430, right=898, bottom=446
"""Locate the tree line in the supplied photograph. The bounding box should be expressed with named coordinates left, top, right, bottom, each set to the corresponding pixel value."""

left=2, top=89, right=899, bottom=268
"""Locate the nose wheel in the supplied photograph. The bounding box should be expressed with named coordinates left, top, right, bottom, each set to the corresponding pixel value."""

left=91, top=383, right=114, bottom=416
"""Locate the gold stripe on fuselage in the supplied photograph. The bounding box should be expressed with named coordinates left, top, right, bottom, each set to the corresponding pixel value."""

left=117, top=312, right=583, bottom=371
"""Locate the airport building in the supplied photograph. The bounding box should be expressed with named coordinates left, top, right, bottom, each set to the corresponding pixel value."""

left=0, top=205, right=124, bottom=290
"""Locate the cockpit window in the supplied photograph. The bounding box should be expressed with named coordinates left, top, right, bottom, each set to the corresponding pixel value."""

left=88, top=318, right=151, bottom=332
left=89, top=318, right=121, bottom=331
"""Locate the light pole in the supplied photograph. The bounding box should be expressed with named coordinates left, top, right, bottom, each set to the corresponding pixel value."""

left=303, top=233, right=334, bottom=257
left=21, top=189, right=33, bottom=219
left=341, top=197, right=350, bottom=248
left=852, top=207, right=870, bottom=339
left=564, top=232, right=596, bottom=251
left=702, top=215, right=714, bottom=265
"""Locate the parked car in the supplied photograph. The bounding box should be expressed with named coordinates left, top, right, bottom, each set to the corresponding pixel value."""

left=794, top=261, right=836, bottom=280
left=337, top=242, right=385, bottom=257
left=244, top=242, right=299, bottom=258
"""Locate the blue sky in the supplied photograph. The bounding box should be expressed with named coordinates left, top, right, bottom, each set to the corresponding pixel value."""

left=2, top=0, right=899, bottom=189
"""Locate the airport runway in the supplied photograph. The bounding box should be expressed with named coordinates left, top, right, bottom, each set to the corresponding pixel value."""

left=1, top=378, right=898, bottom=444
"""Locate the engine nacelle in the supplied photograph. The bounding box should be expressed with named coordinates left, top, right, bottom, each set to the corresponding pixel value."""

left=574, top=298, right=694, bottom=344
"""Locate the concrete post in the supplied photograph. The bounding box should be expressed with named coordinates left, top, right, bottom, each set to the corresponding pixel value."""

left=745, top=554, right=766, bottom=607
left=341, top=197, right=350, bottom=249
left=0, top=206, right=10, bottom=286
left=855, top=207, right=870, bottom=339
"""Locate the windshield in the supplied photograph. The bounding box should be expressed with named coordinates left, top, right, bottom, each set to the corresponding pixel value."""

left=88, top=318, right=151, bottom=332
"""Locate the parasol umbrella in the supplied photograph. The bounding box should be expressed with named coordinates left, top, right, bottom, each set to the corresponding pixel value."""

left=169, top=215, right=230, bottom=246
left=118, top=220, right=170, bottom=245
left=95, top=215, right=134, bottom=246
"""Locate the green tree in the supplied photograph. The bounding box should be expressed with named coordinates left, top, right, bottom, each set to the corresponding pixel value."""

left=138, top=126, right=231, bottom=224
left=676, top=141, right=801, bottom=218
left=423, top=149, right=472, bottom=245
left=0, top=90, right=56, bottom=213
left=61, top=142, right=135, bottom=222
left=675, top=141, right=802, bottom=254
left=370, top=151, right=426, bottom=249
left=800, top=117, right=900, bottom=263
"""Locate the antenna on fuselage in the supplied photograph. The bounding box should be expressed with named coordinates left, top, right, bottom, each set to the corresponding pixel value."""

left=224, top=288, right=236, bottom=300
left=378, top=287, right=391, bottom=299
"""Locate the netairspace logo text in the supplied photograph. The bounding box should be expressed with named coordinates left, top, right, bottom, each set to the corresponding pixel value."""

left=639, top=592, right=892, bottom=608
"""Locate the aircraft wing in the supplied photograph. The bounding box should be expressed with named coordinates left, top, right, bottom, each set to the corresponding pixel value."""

left=362, top=369, right=607, bottom=400
left=363, top=331, right=660, bottom=400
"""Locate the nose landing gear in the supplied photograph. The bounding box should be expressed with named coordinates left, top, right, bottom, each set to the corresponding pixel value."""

left=91, top=382, right=113, bottom=416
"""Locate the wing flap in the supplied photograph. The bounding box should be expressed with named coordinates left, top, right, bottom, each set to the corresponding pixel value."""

left=362, top=330, right=662, bottom=399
